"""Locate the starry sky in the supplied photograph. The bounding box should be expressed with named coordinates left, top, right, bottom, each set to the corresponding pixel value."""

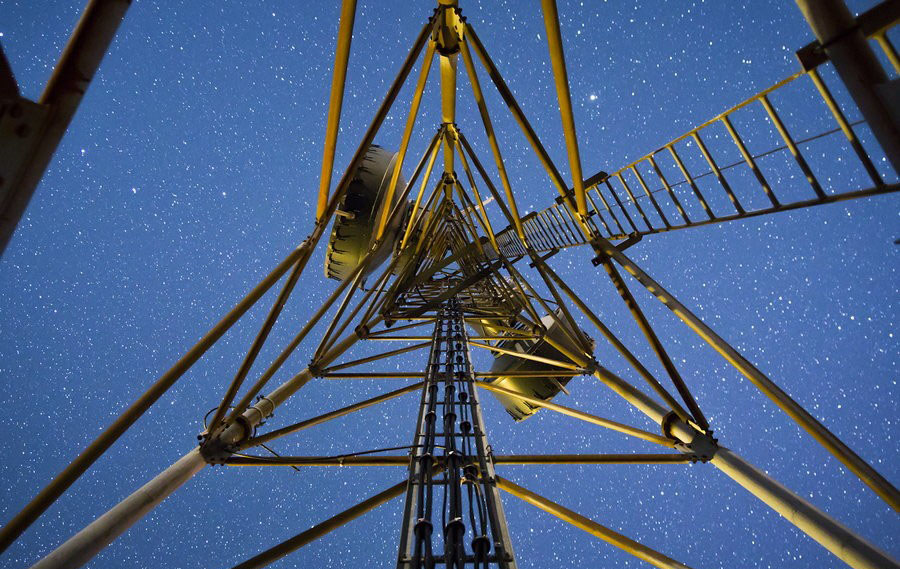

left=0, top=1, right=898, bottom=568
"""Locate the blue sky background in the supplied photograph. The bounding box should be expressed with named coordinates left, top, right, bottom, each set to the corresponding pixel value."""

left=0, top=1, right=897, bottom=567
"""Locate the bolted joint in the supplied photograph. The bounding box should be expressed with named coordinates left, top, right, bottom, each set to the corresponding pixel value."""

left=308, top=362, right=323, bottom=377
left=583, top=358, right=601, bottom=375
left=198, top=428, right=242, bottom=466
left=675, top=430, right=719, bottom=463
left=663, top=413, right=718, bottom=462
left=355, top=323, right=370, bottom=339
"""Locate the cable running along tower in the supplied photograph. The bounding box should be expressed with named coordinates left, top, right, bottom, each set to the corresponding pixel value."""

left=1, top=0, right=899, bottom=568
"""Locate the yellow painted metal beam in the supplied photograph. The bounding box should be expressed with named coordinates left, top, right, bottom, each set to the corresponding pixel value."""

left=467, top=341, right=581, bottom=371
left=316, top=0, right=357, bottom=220
left=376, top=40, right=437, bottom=239
left=400, top=128, right=443, bottom=250
left=459, top=34, right=527, bottom=242
left=241, top=382, right=424, bottom=449
left=496, top=476, right=694, bottom=569
left=539, top=0, right=588, bottom=216
left=592, top=236, right=900, bottom=511
left=475, top=381, right=674, bottom=447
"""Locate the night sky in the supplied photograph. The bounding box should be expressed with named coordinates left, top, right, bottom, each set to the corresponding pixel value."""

left=1, top=1, right=898, bottom=568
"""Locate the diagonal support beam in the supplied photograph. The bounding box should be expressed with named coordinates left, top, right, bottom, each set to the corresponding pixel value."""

left=230, top=477, right=414, bottom=569
left=240, top=382, right=424, bottom=449
left=316, top=0, right=357, bottom=220
left=475, top=381, right=674, bottom=447
left=324, top=341, right=432, bottom=372
left=468, top=341, right=582, bottom=372
left=539, top=0, right=588, bottom=216
left=592, top=236, right=900, bottom=511
left=0, top=241, right=306, bottom=554
left=496, top=476, right=694, bottom=569
left=376, top=38, right=437, bottom=239
left=0, top=0, right=131, bottom=257
left=591, top=248, right=706, bottom=429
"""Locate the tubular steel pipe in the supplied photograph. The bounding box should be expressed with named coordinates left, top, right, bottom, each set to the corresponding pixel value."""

left=475, top=370, right=589, bottom=378
left=592, top=236, right=900, bottom=511
left=224, top=454, right=686, bottom=467
left=316, top=20, right=435, bottom=226
left=376, top=40, right=436, bottom=239
left=459, top=36, right=526, bottom=241
left=400, top=129, right=443, bottom=249
left=315, top=0, right=357, bottom=220
left=439, top=56, right=458, bottom=173
left=496, top=476, right=694, bottom=569
left=464, top=24, right=590, bottom=241
left=592, top=249, right=706, bottom=428
left=539, top=0, right=588, bottom=216
left=227, top=456, right=410, bottom=466
left=241, top=382, right=424, bottom=449
left=29, top=449, right=206, bottom=569
left=796, top=0, right=900, bottom=175
left=311, top=269, right=366, bottom=361
left=323, top=341, right=431, bottom=372
left=493, top=454, right=691, bottom=465
left=207, top=246, right=310, bottom=434
left=711, top=447, right=898, bottom=569
left=321, top=371, right=428, bottom=378
left=0, top=242, right=305, bottom=554
left=468, top=341, right=582, bottom=371
left=0, top=0, right=131, bottom=257
left=474, top=381, right=674, bottom=447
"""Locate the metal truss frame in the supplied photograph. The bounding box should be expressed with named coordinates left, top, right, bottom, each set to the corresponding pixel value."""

left=1, top=1, right=898, bottom=568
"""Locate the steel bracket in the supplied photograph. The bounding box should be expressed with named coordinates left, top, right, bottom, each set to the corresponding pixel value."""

left=527, top=249, right=558, bottom=268
left=615, top=233, right=643, bottom=252
left=674, top=427, right=718, bottom=463
left=1, top=98, right=50, bottom=208
left=199, top=431, right=239, bottom=465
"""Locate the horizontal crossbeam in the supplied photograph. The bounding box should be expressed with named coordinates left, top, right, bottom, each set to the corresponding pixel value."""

left=224, top=454, right=693, bottom=466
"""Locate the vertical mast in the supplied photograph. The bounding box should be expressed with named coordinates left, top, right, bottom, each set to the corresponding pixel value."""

left=397, top=298, right=516, bottom=568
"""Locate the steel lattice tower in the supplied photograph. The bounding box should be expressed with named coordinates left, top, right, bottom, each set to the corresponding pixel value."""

left=1, top=1, right=899, bottom=568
